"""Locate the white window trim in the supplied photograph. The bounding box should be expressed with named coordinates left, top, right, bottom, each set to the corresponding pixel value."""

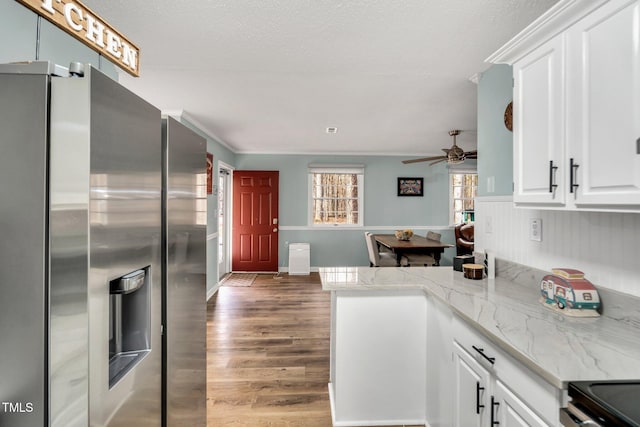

left=308, top=164, right=364, bottom=227
left=449, top=171, right=477, bottom=226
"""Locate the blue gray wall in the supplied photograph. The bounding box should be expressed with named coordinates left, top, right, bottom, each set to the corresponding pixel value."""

left=235, top=154, right=457, bottom=268
left=0, top=0, right=118, bottom=79
left=477, top=64, right=513, bottom=196
left=179, top=118, right=236, bottom=295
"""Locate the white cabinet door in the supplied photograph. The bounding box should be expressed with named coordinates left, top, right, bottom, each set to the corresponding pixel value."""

left=494, top=380, right=549, bottom=427
left=333, top=291, right=427, bottom=425
left=453, top=342, right=491, bottom=427
left=425, top=296, right=453, bottom=427
left=513, top=34, right=566, bottom=205
left=567, top=0, right=640, bottom=207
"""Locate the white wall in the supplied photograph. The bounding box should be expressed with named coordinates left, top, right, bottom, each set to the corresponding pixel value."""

left=475, top=197, right=640, bottom=297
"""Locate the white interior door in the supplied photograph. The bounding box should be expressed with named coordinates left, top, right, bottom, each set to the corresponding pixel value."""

left=218, top=163, right=233, bottom=278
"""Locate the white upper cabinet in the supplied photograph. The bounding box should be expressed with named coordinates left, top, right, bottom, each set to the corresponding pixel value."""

left=488, top=0, right=640, bottom=212
left=566, top=0, right=640, bottom=207
left=513, top=34, right=566, bottom=205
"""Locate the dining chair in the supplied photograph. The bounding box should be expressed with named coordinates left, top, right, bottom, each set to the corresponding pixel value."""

left=426, top=231, right=442, bottom=241
left=365, top=232, right=398, bottom=267
left=401, top=231, right=441, bottom=267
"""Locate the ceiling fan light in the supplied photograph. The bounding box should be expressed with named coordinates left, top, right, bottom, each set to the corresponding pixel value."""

left=402, top=129, right=473, bottom=167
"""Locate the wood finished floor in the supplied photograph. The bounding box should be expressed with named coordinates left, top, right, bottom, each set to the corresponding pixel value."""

left=206, top=273, right=423, bottom=427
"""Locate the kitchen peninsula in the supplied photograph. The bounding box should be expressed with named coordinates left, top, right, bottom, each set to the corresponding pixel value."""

left=320, top=265, right=640, bottom=427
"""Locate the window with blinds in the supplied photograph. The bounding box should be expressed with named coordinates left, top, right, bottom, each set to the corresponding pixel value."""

left=451, top=173, right=477, bottom=225
left=308, top=164, right=364, bottom=227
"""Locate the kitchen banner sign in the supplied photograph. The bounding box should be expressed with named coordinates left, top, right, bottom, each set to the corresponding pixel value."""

left=16, top=0, right=140, bottom=76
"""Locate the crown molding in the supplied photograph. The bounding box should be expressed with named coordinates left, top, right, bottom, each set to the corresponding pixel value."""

left=161, top=109, right=236, bottom=152
left=485, top=0, right=608, bottom=65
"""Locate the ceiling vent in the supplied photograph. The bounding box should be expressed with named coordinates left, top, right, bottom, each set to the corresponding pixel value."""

left=326, top=127, right=338, bottom=134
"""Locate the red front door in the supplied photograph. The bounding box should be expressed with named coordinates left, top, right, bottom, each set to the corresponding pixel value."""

left=232, top=171, right=279, bottom=272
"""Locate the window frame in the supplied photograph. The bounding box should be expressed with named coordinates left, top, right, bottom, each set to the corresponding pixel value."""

left=449, top=171, right=477, bottom=226
left=307, top=164, right=364, bottom=228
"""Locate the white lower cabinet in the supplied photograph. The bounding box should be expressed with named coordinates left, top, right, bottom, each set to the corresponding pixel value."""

left=425, top=295, right=454, bottom=427
left=494, top=380, right=548, bottom=427
left=330, top=290, right=427, bottom=426
left=444, top=315, right=563, bottom=427
left=330, top=291, right=564, bottom=426
left=453, top=342, right=491, bottom=427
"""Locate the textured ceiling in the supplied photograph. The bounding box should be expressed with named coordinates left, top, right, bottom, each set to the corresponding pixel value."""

left=82, top=0, right=558, bottom=155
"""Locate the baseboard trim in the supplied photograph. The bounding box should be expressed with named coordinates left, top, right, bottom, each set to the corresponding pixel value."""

left=328, top=383, right=337, bottom=427
left=332, top=418, right=426, bottom=426
left=206, top=282, right=221, bottom=301
left=328, top=383, right=426, bottom=427
left=279, top=267, right=320, bottom=273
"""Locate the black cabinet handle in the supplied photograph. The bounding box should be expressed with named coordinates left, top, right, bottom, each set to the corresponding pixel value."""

left=549, top=160, right=558, bottom=194
left=476, top=381, right=485, bottom=414
left=472, top=345, right=495, bottom=365
left=569, top=158, right=580, bottom=194
left=491, top=396, right=500, bottom=425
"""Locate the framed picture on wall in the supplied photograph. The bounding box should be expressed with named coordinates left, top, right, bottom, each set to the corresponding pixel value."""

left=397, top=177, right=423, bottom=197
left=206, top=152, right=214, bottom=194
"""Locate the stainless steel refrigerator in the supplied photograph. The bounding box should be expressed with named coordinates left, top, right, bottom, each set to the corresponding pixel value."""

left=0, top=61, right=163, bottom=426
left=162, top=117, right=207, bottom=427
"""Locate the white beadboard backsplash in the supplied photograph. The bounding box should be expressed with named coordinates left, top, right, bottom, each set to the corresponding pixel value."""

left=475, top=197, right=640, bottom=297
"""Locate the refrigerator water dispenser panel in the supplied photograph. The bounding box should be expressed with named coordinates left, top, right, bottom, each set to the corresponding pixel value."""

left=111, top=269, right=146, bottom=294
left=108, top=266, right=151, bottom=388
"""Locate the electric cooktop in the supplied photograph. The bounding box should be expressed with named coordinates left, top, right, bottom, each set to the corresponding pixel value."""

left=569, top=381, right=640, bottom=426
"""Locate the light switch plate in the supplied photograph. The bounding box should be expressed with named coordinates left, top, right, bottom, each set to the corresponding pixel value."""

left=530, top=218, right=542, bottom=242
left=485, top=216, right=493, bottom=234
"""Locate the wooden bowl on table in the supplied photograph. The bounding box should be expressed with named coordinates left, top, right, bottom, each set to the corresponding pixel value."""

left=394, top=229, right=413, bottom=241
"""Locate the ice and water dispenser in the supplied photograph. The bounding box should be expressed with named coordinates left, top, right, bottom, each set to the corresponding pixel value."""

left=108, top=267, right=151, bottom=388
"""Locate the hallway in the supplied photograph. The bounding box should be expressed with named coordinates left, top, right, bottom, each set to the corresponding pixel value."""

left=207, top=273, right=333, bottom=426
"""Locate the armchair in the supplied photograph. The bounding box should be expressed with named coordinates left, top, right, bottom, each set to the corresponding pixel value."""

left=455, top=223, right=474, bottom=256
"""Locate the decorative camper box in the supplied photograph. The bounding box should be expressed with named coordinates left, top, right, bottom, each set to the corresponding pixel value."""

left=540, top=269, right=601, bottom=317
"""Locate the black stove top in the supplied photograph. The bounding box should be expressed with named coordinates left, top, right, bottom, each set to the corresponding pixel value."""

left=569, top=381, right=640, bottom=426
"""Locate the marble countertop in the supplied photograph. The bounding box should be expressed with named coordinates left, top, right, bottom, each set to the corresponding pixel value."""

left=319, top=266, right=640, bottom=389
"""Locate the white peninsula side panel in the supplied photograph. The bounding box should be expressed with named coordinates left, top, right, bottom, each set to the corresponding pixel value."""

left=330, top=290, right=426, bottom=427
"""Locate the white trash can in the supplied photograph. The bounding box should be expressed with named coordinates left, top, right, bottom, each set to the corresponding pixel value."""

left=288, top=243, right=310, bottom=275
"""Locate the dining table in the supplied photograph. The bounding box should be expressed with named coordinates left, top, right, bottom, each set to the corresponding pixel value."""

left=373, top=234, right=453, bottom=266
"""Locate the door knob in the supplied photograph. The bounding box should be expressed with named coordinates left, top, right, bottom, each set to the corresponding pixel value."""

left=273, top=228, right=278, bottom=232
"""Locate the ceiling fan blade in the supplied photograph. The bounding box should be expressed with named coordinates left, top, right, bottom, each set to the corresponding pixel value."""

left=402, top=156, right=446, bottom=164
left=405, top=130, right=476, bottom=166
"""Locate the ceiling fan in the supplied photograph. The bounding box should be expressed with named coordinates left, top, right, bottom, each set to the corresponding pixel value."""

left=402, top=130, right=477, bottom=166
